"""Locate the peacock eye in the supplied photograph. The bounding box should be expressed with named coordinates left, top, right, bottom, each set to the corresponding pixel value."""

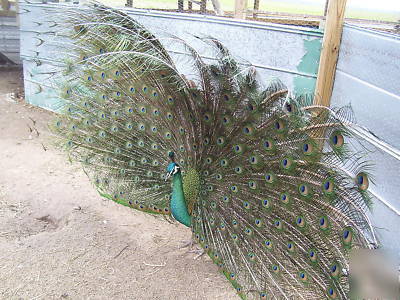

left=173, top=166, right=180, bottom=174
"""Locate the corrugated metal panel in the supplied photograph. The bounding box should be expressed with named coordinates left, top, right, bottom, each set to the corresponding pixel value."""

left=331, top=24, right=400, bottom=258
left=0, top=12, right=20, bottom=64
left=19, top=2, right=322, bottom=110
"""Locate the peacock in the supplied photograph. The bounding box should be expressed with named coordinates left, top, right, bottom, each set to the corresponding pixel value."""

left=50, top=3, right=378, bottom=299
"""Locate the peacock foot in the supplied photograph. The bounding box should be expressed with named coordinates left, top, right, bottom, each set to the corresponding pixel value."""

left=178, top=239, right=205, bottom=259
left=179, top=239, right=195, bottom=250
left=188, top=247, right=205, bottom=260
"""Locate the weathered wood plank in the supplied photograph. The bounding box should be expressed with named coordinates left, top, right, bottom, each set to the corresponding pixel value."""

left=314, top=0, right=347, bottom=106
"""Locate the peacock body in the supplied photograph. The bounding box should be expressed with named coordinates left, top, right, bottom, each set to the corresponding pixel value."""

left=51, top=4, right=377, bottom=299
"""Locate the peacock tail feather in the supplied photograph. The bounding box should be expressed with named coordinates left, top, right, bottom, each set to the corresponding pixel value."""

left=51, top=3, right=377, bottom=299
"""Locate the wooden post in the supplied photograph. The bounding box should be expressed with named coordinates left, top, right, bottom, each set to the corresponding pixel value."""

left=314, top=0, right=347, bottom=106
left=323, top=0, right=329, bottom=16
left=253, top=0, right=260, bottom=18
left=200, top=0, right=207, bottom=14
left=178, top=0, right=184, bottom=12
left=210, top=0, right=224, bottom=16
left=234, top=0, right=247, bottom=19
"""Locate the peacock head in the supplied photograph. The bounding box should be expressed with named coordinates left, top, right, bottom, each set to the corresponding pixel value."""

left=165, top=162, right=180, bottom=181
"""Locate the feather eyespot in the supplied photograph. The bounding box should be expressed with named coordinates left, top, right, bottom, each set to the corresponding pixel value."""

left=280, top=193, right=290, bottom=204
left=287, top=242, right=295, bottom=252
left=114, top=147, right=121, bottom=154
left=319, top=216, right=329, bottom=230
left=263, top=139, right=275, bottom=152
left=322, top=178, right=334, bottom=194
left=284, top=102, right=294, bottom=113
left=244, top=228, right=253, bottom=235
left=330, top=262, right=341, bottom=278
left=342, top=227, right=353, bottom=246
left=327, top=287, right=337, bottom=299
left=274, top=120, right=285, bottom=131
left=356, top=172, right=369, bottom=190
left=262, top=199, right=271, bottom=209
left=222, top=116, right=230, bottom=125
left=274, top=219, right=283, bottom=230
left=272, top=265, right=280, bottom=273
left=217, top=137, right=225, bottom=146
left=281, top=157, right=293, bottom=170
left=255, top=219, right=262, bottom=227
left=234, top=166, right=243, bottom=174
left=330, top=131, right=344, bottom=148
left=248, top=253, right=256, bottom=261
left=298, top=184, right=309, bottom=196
left=309, top=249, right=318, bottom=263
left=220, top=159, right=229, bottom=167
left=264, top=240, right=273, bottom=249
left=298, top=271, right=308, bottom=283
left=302, top=142, right=315, bottom=155
left=265, top=173, right=275, bottom=184
left=296, top=216, right=305, bottom=228
left=248, top=181, right=257, bottom=189
left=233, top=144, right=244, bottom=154
left=167, top=96, right=174, bottom=105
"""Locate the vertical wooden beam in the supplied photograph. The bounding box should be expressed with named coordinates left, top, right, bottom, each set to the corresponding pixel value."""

left=253, top=0, right=260, bottom=18
left=178, top=0, right=184, bottom=12
left=1, top=0, right=10, bottom=10
left=210, top=0, right=224, bottom=16
left=200, top=0, right=207, bottom=14
left=234, top=0, right=248, bottom=19
left=323, top=0, right=329, bottom=16
left=314, top=0, right=347, bottom=106
left=188, top=0, right=193, bottom=12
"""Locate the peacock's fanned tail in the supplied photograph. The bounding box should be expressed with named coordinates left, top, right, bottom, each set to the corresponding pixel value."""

left=51, top=4, right=377, bottom=299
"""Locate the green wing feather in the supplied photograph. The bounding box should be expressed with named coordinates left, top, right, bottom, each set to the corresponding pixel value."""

left=52, top=4, right=377, bottom=299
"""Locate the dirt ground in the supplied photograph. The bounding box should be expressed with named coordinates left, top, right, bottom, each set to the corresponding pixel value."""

left=0, top=68, right=238, bottom=300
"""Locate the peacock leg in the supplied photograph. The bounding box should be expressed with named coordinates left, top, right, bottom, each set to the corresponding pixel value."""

left=179, top=239, right=205, bottom=259
left=179, top=239, right=195, bottom=250
left=188, top=247, right=205, bottom=260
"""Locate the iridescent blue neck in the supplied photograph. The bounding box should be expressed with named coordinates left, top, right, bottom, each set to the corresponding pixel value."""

left=170, top=172, right=191, bottom=227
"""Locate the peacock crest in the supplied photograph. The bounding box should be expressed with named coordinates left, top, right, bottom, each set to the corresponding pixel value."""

left=51, top=4, right=377, bottom=299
